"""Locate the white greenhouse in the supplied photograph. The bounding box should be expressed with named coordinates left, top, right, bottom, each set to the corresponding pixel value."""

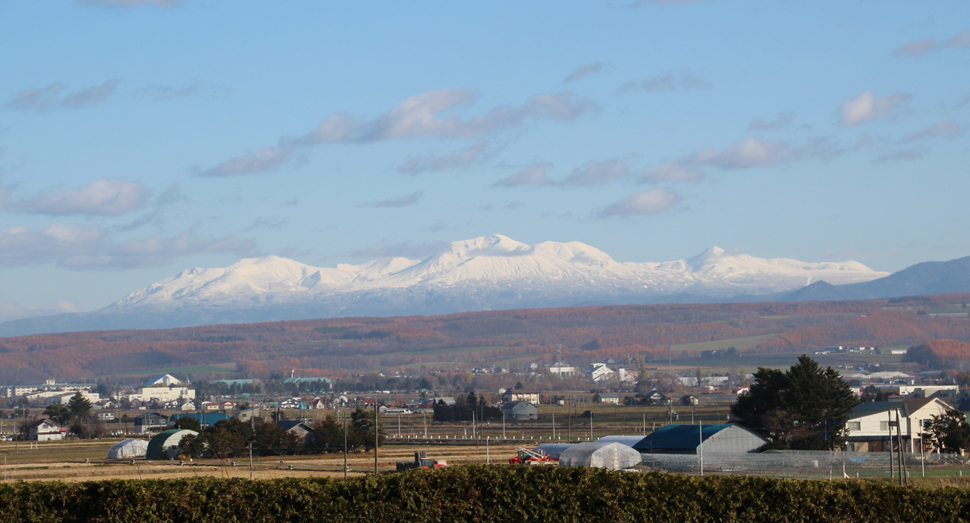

left=557, top=441, right=642, bottom=471
left=107, top=438, right=150, bottom=459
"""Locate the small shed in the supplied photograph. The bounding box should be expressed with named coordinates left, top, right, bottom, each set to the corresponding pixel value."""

left=277, top=421, right=315, bottom=444
left=107, top=439, right=149, bottom=459
left=501, top=401, right=538, bottom=420
left=634, top=423, right=766, bottom=455
left=146, top=429, right=198, bottom=460
left=558, top=441, right=642, bottom=470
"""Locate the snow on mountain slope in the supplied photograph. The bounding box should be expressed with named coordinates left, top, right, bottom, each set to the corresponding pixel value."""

left=109, top=234, right=888, bottom=313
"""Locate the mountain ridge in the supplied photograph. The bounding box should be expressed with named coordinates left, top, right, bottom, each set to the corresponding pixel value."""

left=0, top=234, right=891, bottom=336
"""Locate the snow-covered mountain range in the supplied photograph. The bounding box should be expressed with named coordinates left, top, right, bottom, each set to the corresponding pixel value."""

left=0, top=235, right=890, bottom=336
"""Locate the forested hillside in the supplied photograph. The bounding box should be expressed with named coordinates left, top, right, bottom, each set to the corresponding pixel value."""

left=1, top=293, right=969, bottom=381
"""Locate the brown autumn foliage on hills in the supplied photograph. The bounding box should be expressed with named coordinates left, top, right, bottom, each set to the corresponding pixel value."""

left=903, top=339, right=970, bottom=370
left=1, top=293, right=970, bottom=381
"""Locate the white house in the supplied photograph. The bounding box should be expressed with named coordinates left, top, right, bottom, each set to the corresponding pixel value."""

left=44, top=391, right=100, bottom=405
left=586, top=363, right=615, bottom=382
left=844, top=397, right=953, bottom=453
left=28, top=419, right=66, bottom=441
left=617, top=368, right=637, bottom=383
left=598, top=394, right=620, bottom=405
left=549, top=363, right=578, bottom=378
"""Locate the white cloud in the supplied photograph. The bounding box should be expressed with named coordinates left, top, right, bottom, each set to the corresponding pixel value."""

left=639, top=137, right=849, bottom=182
left=618, top=71, right=710, bottom=93
left=95, top=228, right=255, bottom=269
left=14, top=179, right=149, bottom=216
left=563, top=158, right=633, bottom=186
left=197, top=146, right=296, bottom=177
left=7, top=80, right=120, bottom=112
left=291, top=89, right=594, bottom=145
left=639, top=162, right=706, bottom=183
left=203, top=89, right=596, bottom=176
left=492, top=163, right=556, bottom=188
left=563, top=62, right=608, bottom=84
left=0, top=223, right=254, bottom=269
left=364, top=191, right=424, bottom=208
left=600, top=189, right=680, bottom=217
left=0, top=300, right=79, bottom=323
left=60, top=80, right=122, bottom=109
left=398, top=141, right=495, bottom=175
left=892, top=29, right=970, bottom=57
left=686, top=137, right=794, bottom=169
left=840, top=91, right=910, bottom=126
left=901, top=120, right=966, bottom=142
left=0, top=223, right=105, bottom=267
left=78, top=0, right=182, bottom=7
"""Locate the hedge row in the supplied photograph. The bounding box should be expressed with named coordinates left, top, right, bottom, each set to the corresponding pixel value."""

left=0, top=466, right=968, bottom=523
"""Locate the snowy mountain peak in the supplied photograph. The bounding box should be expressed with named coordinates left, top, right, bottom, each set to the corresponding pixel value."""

left=686, top=246, right=730, bottom=270
left=446, top=234, right=532, bottom=257
left=101, top=235, right=890, bottom=324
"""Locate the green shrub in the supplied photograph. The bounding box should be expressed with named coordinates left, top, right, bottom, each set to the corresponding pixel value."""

left=0, top=466, right=968, bottom=522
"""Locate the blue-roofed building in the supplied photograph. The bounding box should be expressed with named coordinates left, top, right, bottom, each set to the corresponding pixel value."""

left=634, top=423, right=767, bottom=455
left=169, top=412, right=230, bottom=429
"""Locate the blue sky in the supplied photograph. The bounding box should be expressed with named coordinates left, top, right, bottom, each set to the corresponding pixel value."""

left=1, top=0, right=968, bottom=321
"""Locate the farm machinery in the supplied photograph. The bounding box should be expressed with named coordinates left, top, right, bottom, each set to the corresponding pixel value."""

left=396, top=450, right=448, bottom=472
left=509, top=447, right=556, bottom=465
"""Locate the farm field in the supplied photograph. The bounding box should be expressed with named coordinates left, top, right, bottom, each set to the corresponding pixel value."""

left=3, top=292, right=970, bottom=380
left=670, top=333, right=782, bottom=353
left=3, top=438, right=970, bottom=489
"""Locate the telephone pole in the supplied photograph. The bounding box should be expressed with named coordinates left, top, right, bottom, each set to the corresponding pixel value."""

left=373, top=401, right=379, bottom=475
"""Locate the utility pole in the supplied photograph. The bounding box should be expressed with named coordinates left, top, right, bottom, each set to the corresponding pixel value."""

left=343, top=416, right=348, bottom=480
left=373, top=401, right=379, bottom=475
left=249, top=442, right=253, bottom=481
left=920, top=421, right=925, bottom=478
left=896, top=410, right=907, bottom=486
left=888, top=410, right=894, bottom=480
left=699, top=420, right=704, bottom=476
left=552, top=411, right=555, bottom=439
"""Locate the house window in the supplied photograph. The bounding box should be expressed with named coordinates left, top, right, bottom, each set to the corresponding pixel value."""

left=848, top=421, right=861, bottom=431
left=879, top=421, right=888, bottom=431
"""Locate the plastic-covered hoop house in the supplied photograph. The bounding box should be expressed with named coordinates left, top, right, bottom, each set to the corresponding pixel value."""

left=107, top=438, right=149, bottom=459
left=146, top=429, right=198, bottom=460
left=557, top=441, right=642, bottom=470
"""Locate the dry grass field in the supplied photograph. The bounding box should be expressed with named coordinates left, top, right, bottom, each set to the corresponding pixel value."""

left=0, top=439, right=532, bottom=483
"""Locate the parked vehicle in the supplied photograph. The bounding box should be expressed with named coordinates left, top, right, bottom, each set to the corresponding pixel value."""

left=508, top=447, right=556, bottom=465
left=396, top=450, right=447, bottom=471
